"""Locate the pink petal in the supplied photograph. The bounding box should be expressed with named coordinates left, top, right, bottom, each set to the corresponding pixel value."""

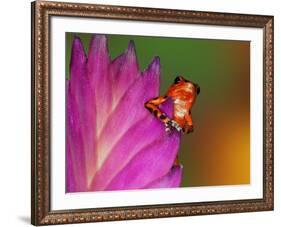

left=69, top=37, right=87, bottom=85
left=67, top=35, right=183, bottom=192
left=88, top=35, right=111, bottom=136
left=102, top=99, right=180, bottom=190
left=95, top=57, right=161, bottom=170
left=90, top=99, right=176, bottom=191
left=68, top=37, right=97, bottom=183
left=145, top=165, right=183, bottom=189
left=90, top=116, right=163, bottom=190
left=66, top=85, right=87, bottom=192
left=66, top=138, right=76, bottom=192
left=111, top=41, right=140, bottom=108
left=104, top=129, right=180, bottom=190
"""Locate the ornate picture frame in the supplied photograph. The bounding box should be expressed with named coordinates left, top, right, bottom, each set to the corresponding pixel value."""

left=31, top=0, right=274, bottom=225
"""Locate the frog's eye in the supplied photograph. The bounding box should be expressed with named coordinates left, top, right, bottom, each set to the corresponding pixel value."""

left=174, top=76, right=184, bottom=84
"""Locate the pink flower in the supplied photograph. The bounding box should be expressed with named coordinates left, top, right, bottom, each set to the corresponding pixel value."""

left=67, top=35, right=182, bottom=192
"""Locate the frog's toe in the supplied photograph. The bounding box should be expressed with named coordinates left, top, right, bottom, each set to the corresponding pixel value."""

left=183, top=125, right=194, bottom=134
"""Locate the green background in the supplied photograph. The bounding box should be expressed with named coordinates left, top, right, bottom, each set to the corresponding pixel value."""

left=66, top=33, right=250, bottom=187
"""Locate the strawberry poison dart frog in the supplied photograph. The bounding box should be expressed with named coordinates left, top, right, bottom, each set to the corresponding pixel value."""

left=145, top=76, right=200, bottom=134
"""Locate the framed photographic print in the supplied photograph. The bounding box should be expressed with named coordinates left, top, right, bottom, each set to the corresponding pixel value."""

left=31, top=0, right=274, bottom=225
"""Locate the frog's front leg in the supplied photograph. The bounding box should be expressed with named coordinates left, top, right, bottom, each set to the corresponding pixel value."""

left=145, top=96, right=170, bottom=124
left=145, top=96, right=182, bottom=132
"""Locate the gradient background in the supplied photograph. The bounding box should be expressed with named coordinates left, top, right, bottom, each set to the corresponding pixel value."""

left=66, top=33, right=250, bottom=187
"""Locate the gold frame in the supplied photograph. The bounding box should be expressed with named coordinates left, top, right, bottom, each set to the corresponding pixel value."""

left=31, top=1, right=274, bottom=225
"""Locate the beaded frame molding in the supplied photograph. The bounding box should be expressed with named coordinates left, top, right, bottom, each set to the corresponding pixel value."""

left=31, top=0, right=274, bottom=225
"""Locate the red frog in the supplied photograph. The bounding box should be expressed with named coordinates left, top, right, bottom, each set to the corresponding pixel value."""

left=145, top=75, right=200, bottom=134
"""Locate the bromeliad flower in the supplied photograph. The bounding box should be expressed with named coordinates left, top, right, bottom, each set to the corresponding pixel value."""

left=66, top=35, right=182, bottom=192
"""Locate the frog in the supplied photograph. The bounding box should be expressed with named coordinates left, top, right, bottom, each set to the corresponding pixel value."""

left=145, top=75, right=200, bottom=134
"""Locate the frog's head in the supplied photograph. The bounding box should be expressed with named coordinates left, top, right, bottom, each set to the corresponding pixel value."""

left=174, top=75, right=200, bottom=96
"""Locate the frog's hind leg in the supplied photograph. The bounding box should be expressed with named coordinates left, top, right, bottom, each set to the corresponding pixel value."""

left=182, top=112, right=194, bottom=134
left=145, top=96, right=182, bottom=132
left=144, top=96, right=170, bottom=124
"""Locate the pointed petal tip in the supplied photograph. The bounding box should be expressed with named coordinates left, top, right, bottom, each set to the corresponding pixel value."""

left=71, top=35, right=83, bottom=48
left=127, top=40, right=136, bottom=53
left=88, top=34, right=109, bottom=54
left=70, top=36, right=86, bottom=70
left=147, top=56, right=160, bottom=74
left=124, top=40, right=139, bottom=70
left=73, top=34, right=81, bottom=41
left=71, top=36, right=84, bottom=52
left=152, top=56, right=160, bottom=65
left=88, top=34, right=110, bottom=67
left=90, top=34, right=107, bottom=45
